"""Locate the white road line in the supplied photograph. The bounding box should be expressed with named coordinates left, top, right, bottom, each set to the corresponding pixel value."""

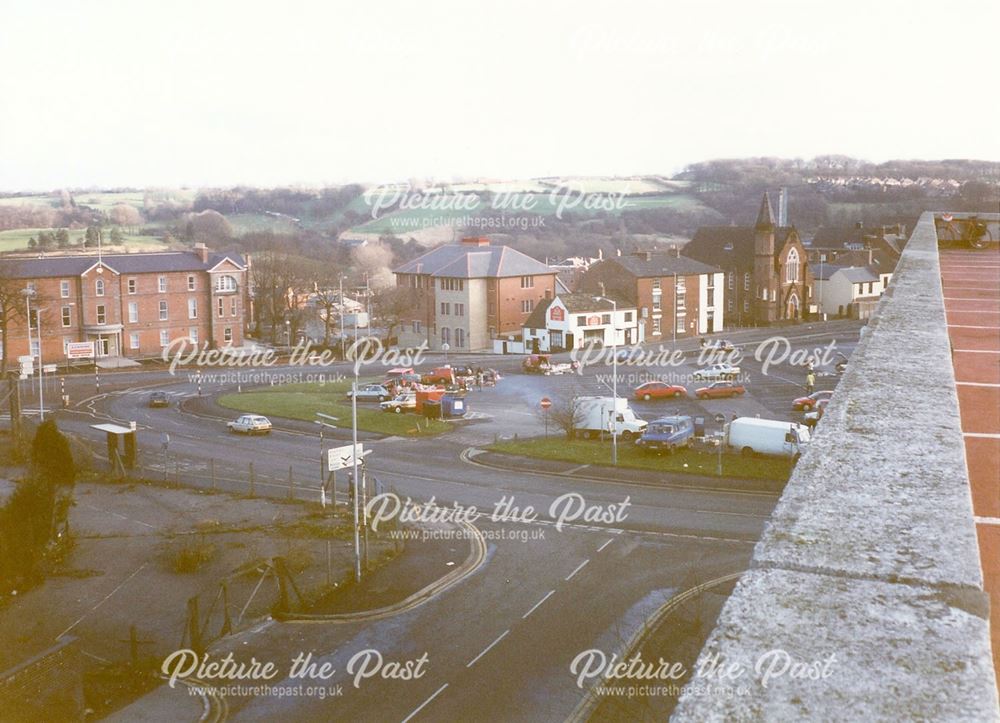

left=58, top=562, right=148, bottom=638
left=597, top=538, right=614, bottom=553
left=401, top=683, right=449, bottom=723
left=953, top=349, right=1000, bottom=354
left=522, top=590, right=555, bottom=619
left=565, top=559, right=590, bottom=581
left=947, top=310, right=1000, bottom=314
left=974, top=517, right=1000, bottom=526
left=948, top=325, right=1000, bottom=330
left=956, top=382, right=1000, bottom=388
left=944, top=297, right=1000, bottom=301
left=964, top=432, right=1000, bottom=438
left=563, top=464, right=591, bottom=475
left=466, top=630, right=509, bottom=668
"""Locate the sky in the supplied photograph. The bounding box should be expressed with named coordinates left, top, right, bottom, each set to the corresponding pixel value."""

left=1, top=0, right=998, bottom=190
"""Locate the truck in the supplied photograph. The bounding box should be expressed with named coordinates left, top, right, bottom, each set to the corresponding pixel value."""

left=522, top=354, right=578, bottom=375
left=573, top=396, right=648, bottom=441
left=636, top=415, right=694, bottom=453
left=726, top=417, right=811, bottom=458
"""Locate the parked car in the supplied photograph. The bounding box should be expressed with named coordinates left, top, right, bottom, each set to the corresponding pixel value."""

left=727, top=417, right=810, bottom=457
left=227, top=414, right=272, bottom=435
left=792, top=390, right=834, bottom=411
left=381, top=391, right=417, bottom=414
left=694, top=381, right=746, bottom=399
left=522, top=354, right=577, bottom=375
left=636, top=416, right=694, bottom=453
left=574, top=396, right=647, bottom=441
left=346, top=384, right=391, bottom=402
left=147, top=391, right=170, bottom=408
left=701, top=338, right=736, bottom=353
left=692, top=363, right=741, bottom=381
left=633, top=381, right=687, bottom=401
left=421, top=367, right=456, bottom=385
left=804, top=398, right=830, bottom=428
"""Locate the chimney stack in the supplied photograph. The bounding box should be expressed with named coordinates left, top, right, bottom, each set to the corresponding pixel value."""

left=461, top=237, right=490, bottom=247
left=193, top=242, right=209, bottom=263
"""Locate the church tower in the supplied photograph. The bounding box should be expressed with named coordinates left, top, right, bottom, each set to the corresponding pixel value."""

left=753, top=192, right=778, bottom=323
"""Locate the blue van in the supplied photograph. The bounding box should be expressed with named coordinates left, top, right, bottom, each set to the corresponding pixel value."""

left=636, top=415, right=694, bottom=453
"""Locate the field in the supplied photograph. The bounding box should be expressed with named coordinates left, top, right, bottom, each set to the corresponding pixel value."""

left=227, top=212, right=301, bottom=235
left=489, top=436, right=794, bottom=481
left=0, top=228, right=164, bottom=253
left=217, top=380, right=452, bottom=437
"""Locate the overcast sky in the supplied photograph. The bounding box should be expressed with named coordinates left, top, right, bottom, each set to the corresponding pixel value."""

left=1, top=0, right=998, bottom=190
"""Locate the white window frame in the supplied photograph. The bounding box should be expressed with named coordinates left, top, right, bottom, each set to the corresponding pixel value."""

left=158, top=276, right=167, bottom=293
left=127, top=277, right=137, bottom=294
left=129, top=332, right=140, bottom=350
left=188, top=298, right=198, bottom=319
left=187, top=275, right=196, bottom=291
left=159, top=329, right=170, bottom=346
left=159, top=300, right=168, bottom=321
left=128, top=302, right=138, bottom=323
left=95, top=278, right=105, bottom=297
left=60, top=280, right=70, bottom=298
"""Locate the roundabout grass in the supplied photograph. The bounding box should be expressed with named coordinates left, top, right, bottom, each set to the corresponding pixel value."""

left=217, top=380, right=451, bottom=437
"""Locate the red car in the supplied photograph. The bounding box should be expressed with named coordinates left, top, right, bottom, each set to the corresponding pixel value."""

left=792, top=390, right=833, bottom=411
left=695, top=381, right=746, bottom=400
left=634, top=381, right=687, bottom=401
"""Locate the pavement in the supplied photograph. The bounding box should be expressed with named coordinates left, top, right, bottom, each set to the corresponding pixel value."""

left=941, top=245, right=1000, bottom=686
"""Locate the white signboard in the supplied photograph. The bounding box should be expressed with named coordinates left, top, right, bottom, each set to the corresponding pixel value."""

left=326, top=443, right=366, bottom=472
left=42, top=364, right=57, bottom=374
left=67, top=342, right=95, bottom=360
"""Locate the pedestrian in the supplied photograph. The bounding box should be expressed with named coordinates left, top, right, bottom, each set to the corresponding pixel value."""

left=476, top=367, right=484, bottom=390
left=806, top=370, right=816, bottom=395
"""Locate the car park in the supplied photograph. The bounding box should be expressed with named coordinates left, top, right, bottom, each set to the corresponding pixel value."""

left=346, top=384, right=391, bottom=402
left=633, top=381, right=687, bottom=401
left=227, top=414, right=272, bottom=435
left=636, top=415, right=694, bottom=453
left=792, top=390, right=834, bottom=411
left=421, top=367, right=457, bottom=385
left=694, top=381, right=746, bottom=399
left=522, top=354, right=577, bottom=375
left=692, top=363, right=741, bottom=381
left=147, top=391, right=170, bottom=408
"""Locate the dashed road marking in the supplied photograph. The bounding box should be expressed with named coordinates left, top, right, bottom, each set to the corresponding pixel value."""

left=401, top=683, right=449, bottom=723
left=597, top=538, right=614, bottom=553
left=565, top=559, right=590, bottom=581
left=522, top=590, right=555, bottom=619
left=466, top=630, right=509, bottom=668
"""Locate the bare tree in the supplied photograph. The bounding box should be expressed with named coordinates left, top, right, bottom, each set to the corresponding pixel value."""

left=0, top=261, right=26, bottom=374
left=538, top=393, right=585, bottom=440
left=108, top=204, right=143, bottom=234
left=371, top=286, right=420, bottom=343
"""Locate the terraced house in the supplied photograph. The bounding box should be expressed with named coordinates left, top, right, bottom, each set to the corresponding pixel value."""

left=0, top=244, right=249, bottom=364
left=392, top=237, right=557, bottom=351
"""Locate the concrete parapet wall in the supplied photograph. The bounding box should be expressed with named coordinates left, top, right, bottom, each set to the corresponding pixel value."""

left=673, top=212, right=1000, bottom=721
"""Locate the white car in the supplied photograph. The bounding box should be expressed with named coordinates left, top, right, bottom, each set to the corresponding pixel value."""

left=692, top=363, right=741, bottom=381
left=227, top=414, right=272, bottom=435
left=381, top=391, right=417, bottom=414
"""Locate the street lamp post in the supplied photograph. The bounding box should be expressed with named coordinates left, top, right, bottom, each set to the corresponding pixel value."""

left=595, top=296, right=618, bottom=466
left=23, top=288, right=44, bottom=421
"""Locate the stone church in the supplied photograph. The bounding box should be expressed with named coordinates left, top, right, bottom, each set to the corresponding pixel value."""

left=682, top=192, right=812, bottom=325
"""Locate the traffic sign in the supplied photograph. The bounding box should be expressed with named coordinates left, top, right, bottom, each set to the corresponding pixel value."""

left=540, top=397, right=552, bottom=410
left=714, top=413, right=726, bottom=424
left=327, top=443, right=369, bottom=471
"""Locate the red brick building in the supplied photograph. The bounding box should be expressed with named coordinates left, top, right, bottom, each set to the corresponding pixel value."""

left=0, top=244, right=248, bottom=364
left=393, top=237, right=557, bottom=351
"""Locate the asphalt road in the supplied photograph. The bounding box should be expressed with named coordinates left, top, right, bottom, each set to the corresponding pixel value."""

left=42, top=319, right=862, bottom=721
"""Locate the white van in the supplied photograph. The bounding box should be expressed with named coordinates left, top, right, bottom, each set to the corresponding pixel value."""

left=574, top=396, right=648, bottom=441
left=727, top=417, right=810, bottom=458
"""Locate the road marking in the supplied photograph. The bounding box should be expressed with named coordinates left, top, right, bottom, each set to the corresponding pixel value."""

left=565, top=559, right=590, bottom=581
left=79, top=503, right=155, bottom=529
left=964, top=432, right=1000, bottom=439
left=975, top=517, right=1000, bottom=526
left=522, top=590, right=555, bottom=619
left=956, top=382, right=1000, bottom=388
left=564, top=464, right=590, bottom=475
left=948, top=325, right=1000, bottom=330
left=953, top=349, right=1000, bottom=354
left=466, top=630, right=509, bottom=668
left=944, top=297, right=1000, bottom=301
left=58, top=562, right=148, bottom=638
left=597, top=538, right=614, bottom=552
left=401, top=683, right=449, bottom=723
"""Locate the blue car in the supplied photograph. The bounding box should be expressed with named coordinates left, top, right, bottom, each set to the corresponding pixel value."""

left=636, top=415, right=694, bottom=454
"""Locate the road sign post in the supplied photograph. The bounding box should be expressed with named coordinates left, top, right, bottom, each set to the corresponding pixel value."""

left=540, top=397, right=552, bottom=438
left=714, top=413, right=726, bottom=476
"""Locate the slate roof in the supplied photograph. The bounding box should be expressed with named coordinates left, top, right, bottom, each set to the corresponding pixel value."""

left=755, top=192, right=776, bottom=229
left=393, top=243, right=553, bottom=278
left=0, top=250, right=246, bottom=279
left=683, top=227, right=796, bottom=268
left=839, top=266, right=880, bottom=283
left=523, top=293, right=622, bottom=329
left=605, top=252, right=722, bottom=278
left=812, top=264, right=843, bottom=281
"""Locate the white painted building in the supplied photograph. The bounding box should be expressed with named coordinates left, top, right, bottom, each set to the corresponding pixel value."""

left=813, top=265, right=884, bottom=319
left=521, top=293, right=641, bottom=352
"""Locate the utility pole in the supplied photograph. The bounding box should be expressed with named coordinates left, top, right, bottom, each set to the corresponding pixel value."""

left=339, top=275, right=346, bottom=359
left=351, top=371, right=361, bottom=583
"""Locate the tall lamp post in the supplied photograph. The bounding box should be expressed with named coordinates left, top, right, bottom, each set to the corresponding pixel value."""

left=22, top=288, right=44, bottom=421
left=595, top=295, right=618, bottom=465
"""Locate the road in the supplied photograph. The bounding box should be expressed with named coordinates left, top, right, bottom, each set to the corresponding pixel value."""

left=43, top=320, right=862, bottom=721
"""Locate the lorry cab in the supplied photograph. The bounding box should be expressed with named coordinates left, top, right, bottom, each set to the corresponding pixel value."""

left=637, top=415, right=694, bottom=453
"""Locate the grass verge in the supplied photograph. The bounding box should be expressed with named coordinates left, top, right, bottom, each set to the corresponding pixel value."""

left=217, top=380, right=451, bottom=437
left=488, top=436, right=793, bottom=481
